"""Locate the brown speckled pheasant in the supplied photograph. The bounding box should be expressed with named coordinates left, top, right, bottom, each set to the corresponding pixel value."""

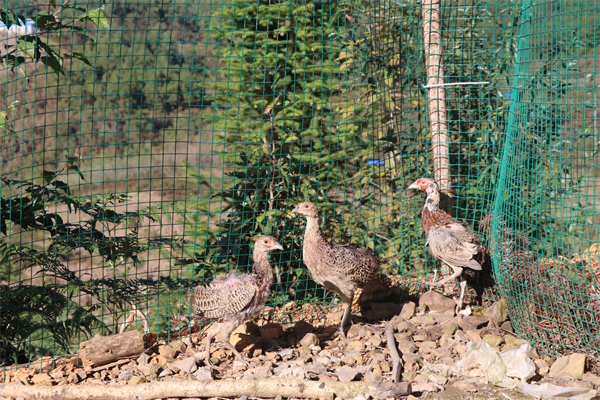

left=408, top=178, right=489, bottom=312
left=292, top=201, right=381, bottom=338
left=193, top=235, right=283, bottom=369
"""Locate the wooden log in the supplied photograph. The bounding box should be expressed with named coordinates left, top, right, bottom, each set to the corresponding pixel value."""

left=0, top=379, right=412, bottom=400
left=79, top=330, right=144, bottom=368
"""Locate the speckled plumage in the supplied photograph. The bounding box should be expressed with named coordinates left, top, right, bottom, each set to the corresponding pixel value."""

left=292, top=201, right=381, bottom=337
left=409, top=178, right=489, bottom=311
left=192, top=235, right=283, bottom=369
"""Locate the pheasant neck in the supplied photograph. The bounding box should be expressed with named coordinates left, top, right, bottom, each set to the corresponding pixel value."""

left=304, top=216, right=325, bottom=243
left=425, top=188, right=441, bottom=212
left=253, top=251, right=274, bottom=285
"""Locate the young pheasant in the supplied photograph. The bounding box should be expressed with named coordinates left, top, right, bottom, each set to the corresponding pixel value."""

left=292, top=201, right=381, bottom=338
left=193, top=235, right=283, bottom=369
left=408, top=178, right=489, bottom=312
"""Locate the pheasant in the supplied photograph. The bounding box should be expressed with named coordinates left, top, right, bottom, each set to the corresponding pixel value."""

left=292, top=201, right=382, bottom=338
left=193, top=235, right=283, bottom=369
left=408, top=178, right=489, bottom=312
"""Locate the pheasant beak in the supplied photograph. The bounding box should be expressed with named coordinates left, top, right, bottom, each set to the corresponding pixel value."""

left=407, top=181, right=420, bottom=190
left=290, top=206, right=299, bottom=215
left=272, top=242, right=284, bottom=251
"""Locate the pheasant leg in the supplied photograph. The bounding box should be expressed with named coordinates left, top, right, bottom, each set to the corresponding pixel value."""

left=455, top=279, right=468, bottom=313
left=222, top=340, right=252, bottom=366
left=203, top=332, right=224, bottom=371
left=334, top=301, right=353, bottom=339
left=426, top=266, right=463, bottom=287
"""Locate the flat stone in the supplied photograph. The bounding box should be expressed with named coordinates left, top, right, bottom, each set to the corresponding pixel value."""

left=534, top=358, right=550, bottom=376
left=454, top=330, right=468, bottom=342
left=430, top=347, right=452, bottom=359
left=465, top=330, right=482, bottom=343
left=170, top=340, right=186, bottom=353
left=484, top=300, right=508, bottom=326
left=439, top=334, right=456, bottom=349
left=419, top=291, right=456, bottom=313
left=158, top=368, right=173, bottom=378
left=429, top=373, right=448, bottom=385
left=363, top=370, right=384, bottom=382
left=441, top=321, right=459, bottom=335
left=193, top=367, right=214, bottom=380
left=244, top=364, right=273, bottom=379
left=403, top=372, right=417, bottom=381
left=501, top=321, right=513, bottom=333
left=582, top=372, right=600, bottom=386
left=501, top=336, right=529, bottom=351
left=412, top=382, right=439, bottom=392
left=395, top=320, right=418, bottom=334
left=336, top=366, right=360, bottom=382
left=175, top=357, right=198, bottom=374
left=413, top=333, right=428, bottom=342
left=128, top=376, right=147, bottom=385
left=399, top=302, right=416, bottom=320
left=300, top=333, right=319, bottom=347
left=137, top=352, right=152, bottom=366
left=417, top=340, right=437, bottom=353
left=403, top=353, right=423, bottom=365
left=75, top=368, right=87, bottom=381
left=411, top=314, right=437, bottom=326
left=158, top=345, right=179, bottom=359
left=138, top=362, right=159, bottom=377
left=459, top=316, right=488, bottom=331
left=67, top=372, right=79, bottom=384
left=118, top=371, right=134, bottom=381
left=49, top=371, right=65, bottom=380
left=432, top=311, right=455, bottom=325
left=549, top=353, right=587, bottom=380
left=453, top=343, right=467, bottom=357
left=31, top=373, right=52, bottom=385
left=345, top=341, right=365, bottom=351
left=397, top=340, right=417, bottom=354
left=483, top=334, right=502, bottom=348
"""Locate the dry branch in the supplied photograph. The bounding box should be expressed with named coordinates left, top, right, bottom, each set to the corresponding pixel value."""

left=0, top=379, right=412, bottom=400
left=386, top=315, right=403, bottom=382
left=79, top=330, right=144, bottom=368
left=422, top=0, right=451, bottom=196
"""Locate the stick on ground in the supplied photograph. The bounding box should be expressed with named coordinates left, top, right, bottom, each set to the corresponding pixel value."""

left=0, top=379, right=412, bottom=400
left=386, top=315, right=403, bottom=382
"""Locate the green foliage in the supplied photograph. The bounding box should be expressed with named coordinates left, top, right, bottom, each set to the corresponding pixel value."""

left=0, top=159, right=182, bottom=365
left=0, top=1, right=109, bottom=76
left=177, top=0, right=391, bottom=303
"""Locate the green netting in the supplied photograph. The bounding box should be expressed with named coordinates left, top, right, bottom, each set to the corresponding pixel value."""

left=0, top=0, right=598, bottom=369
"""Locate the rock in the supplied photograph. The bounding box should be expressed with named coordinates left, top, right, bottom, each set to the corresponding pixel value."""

left=502, top=336, right=529, bottom=351
left=118, top=371, right=134, bottom=381
left=454, top=330, right=468, bottom=342
left=327, top=311, right=343, bottom=324
left=484, top=300, right=508, bottom=326
left=413, top=333, right=428, bottom=342
left=441, top=321, right=459, bottom=335
left=364, top=370, right=384, bottom=382
left=154, top=354, right=169, bottom=367
left=158, top=368, right=173, bottom=378
left=428, top=373, right=448, bottom=385
left=170, top=340, right=186, bottom=353
left=290, top=321, right=314, bottom=337
left=403, top=372, right=417, bottom=381
left=175, top=357, right=198, bottom=374
left=419, top=291, right=456, bottom=313
left=345, top=341, right=365, bottom=351
left=411, top=314, right=437, bottom=327
left=367, top=336, right=383, bottom=348
left=582, top=372, right=600, bottom=386
left=363, top=303, right=402, bottom=321
left=403, top=353, right=422, bottom=365
left=247, top=364, right=273, bottom=379
left=483, top=334, right=502, bottom=348
left=279, top=348, right=295, bottom=360
left=399, top=302, right=416, bottom=320
left=347, top=324, right=362, bottom=338
left=299, top=347, right=312, bottom=356
left=260, top=323, right=285, bottom=339
left=465, top=330, right=482, bottom=343
left=430, top=347, right=452, bottom=359
left=395, top=320, right=418, bottom=334
left=452, top=380, right=478, bottom=392
left=300, top=333, right=320, bottom=347
left=137, top=351, right=152, bottom=366
left=439, top=334, right=456, bottom=349
left=534, top=358, right=550, bottom=376
left=417, top=340, right=437, bottom=353
left=432, top=311, right=454, bottom=325
left=397, top=340, right=417, bottom=354
left=412, top=382, right=439, bottom=392
left=459, top=316, right=488, bottom=331
left=158, top=344, right=179, bottom=359
left=549, top=353, right=587, bottom=380
left=501, top=321, right=513, bottom=333
left=67, top=372, right=80, bottom=384
left=75, top=368, right=87, bottom=381
left=193, top=367, right=214, bottom=380
left=336, top=366, right=359, bottom=382
left=31, top=373, right=52, bottom=385
left=138, top=362, right=159, bottom=377
left=128, top=376, right=147, bottom=385
left=453, top=343, right=467, bottom=357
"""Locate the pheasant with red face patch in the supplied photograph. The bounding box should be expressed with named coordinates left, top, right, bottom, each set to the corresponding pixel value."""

left=408, top=178, right=489, bottom=312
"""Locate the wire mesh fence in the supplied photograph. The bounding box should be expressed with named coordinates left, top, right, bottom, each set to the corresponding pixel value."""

left=0, top=0, right=599, bottom=369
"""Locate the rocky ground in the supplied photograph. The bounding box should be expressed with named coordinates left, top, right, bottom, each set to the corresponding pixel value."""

left=2, top=291, right=599, bottom=400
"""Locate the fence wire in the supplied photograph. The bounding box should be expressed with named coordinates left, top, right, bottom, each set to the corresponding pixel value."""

left=0, top=0, right=598, bottom=368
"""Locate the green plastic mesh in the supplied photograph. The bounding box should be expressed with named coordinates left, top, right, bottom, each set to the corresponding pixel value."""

left=0, top=0, right=597, bottom=369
